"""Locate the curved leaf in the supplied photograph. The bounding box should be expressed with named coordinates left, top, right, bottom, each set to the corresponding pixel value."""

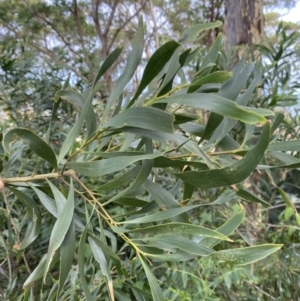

left=175, top=122, right=270, bottom=188
left=211, top=244, right=283, bottom=266
left=157, top=93, right=269, bottom=124
left=3, top=128, right=57, bottom=169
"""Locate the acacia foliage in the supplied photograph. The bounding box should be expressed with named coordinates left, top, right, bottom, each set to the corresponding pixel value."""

left=1, top=20, right=300, bottom=301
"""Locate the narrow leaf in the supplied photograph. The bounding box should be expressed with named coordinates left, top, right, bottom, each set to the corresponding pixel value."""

left=211, top=244, right=283, bottom=266
left=89, top=237, right=115, bottom=301
left=43, top=181, right=74, bottom=282
left=175, top=123, right=270, bottom=188
left=157, top=94, right=268, bottom=124
left=129, top=41, right=180, bottom=106
left=140, top=235, right=214, bottom=256
left=201, top=210, right=245, bottom=248
left=57, top=219, right=75, bottom=300
left=125, top=223, right=230, bottom=241
left=179, top=21, right=222, bottom=43
left=103, top=107, right=174, bottom=133
left=188, top=71, right=232, bottom=93
left=119, top=205, right=204, bottom=224
left=103, top=17, right=144, bottom=118
left=139, top=255, right=165, bottom=301
left=66, top=153, right=161, bottom=177
left=78, top=229, right=93, bottom=301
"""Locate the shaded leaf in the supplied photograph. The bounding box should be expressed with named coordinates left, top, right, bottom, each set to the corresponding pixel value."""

left=143, top=179, right=189, bottom=223
left=4, top=128, right=57, bottom=169
left=201, top=210, right=245, bottom=248
left=78, top=229, right=93, bottom=301
left=9, top=187, right=41, bottom=250
left=139, top=255, right=165, bottom=301
left=57, top=219, right=75, bottom=300
left=175, top=123, right=270, bottom=188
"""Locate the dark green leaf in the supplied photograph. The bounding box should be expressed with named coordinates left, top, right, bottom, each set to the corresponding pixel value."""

left=4, top=128, right=57, bottom=169
left=175, top=123, right=270, bottom=188
left=129, top=41, right=180, bottom=106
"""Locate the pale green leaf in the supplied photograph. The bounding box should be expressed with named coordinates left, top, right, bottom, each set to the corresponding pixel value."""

left=103, top=107, right=174, bottom=133
left=66, top=153, right=161, bottom=177
left=43, top=181, right=74, bottom=282
left=179, top=21, right=222, bottom=43
left=211, top=244, right=283, bottom=265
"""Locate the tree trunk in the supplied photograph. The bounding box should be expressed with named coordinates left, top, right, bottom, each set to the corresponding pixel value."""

left=224, top=0, right=264, bottom=253
left=224, top=0, right=264, bottom=47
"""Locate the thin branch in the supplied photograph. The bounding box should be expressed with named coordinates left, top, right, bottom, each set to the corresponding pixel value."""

left=92, top=0, right=107, bottom=55
left=149, top=0, right=159, bottom=48
left=72, top=0, right=91, bottom=69
left=104, top=0, right=119, bottom=36
left=1, top=169, right=76, bottom=184
left=108, top=1, right=147, bottom=52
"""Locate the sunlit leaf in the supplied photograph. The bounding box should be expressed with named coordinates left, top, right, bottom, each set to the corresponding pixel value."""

left=211, top=244, right=283, bottom=265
